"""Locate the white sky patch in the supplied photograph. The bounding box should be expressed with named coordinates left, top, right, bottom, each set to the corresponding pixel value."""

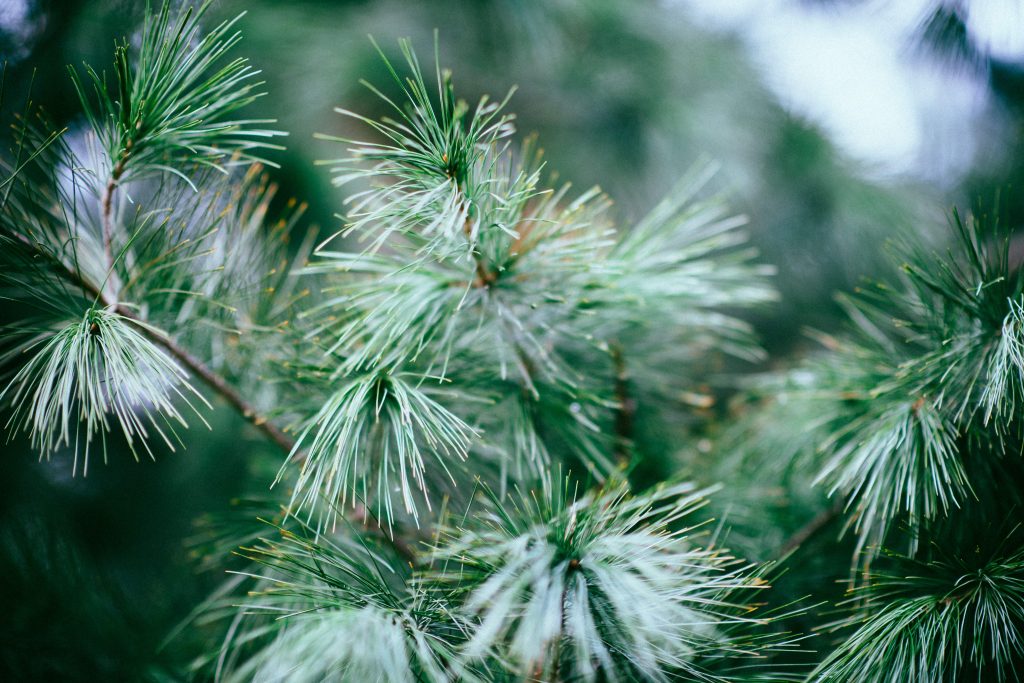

left=966, top=0, right=1024, bottom=62
left=753, top=8, right=923, bottom=173
left=669, top=0, right=994, bottom=184
left=0, top=0, right=39, bottom=61
left=668, top=0, right=764, bottom=30
left=0, top=0, right=30, bottom=33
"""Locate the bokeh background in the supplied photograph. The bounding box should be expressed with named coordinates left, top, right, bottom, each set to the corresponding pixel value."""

left=2, top=0, right=1023, bottom=678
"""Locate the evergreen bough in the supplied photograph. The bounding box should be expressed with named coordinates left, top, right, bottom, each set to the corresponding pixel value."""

left=2, top=3, right=1023, bottom=680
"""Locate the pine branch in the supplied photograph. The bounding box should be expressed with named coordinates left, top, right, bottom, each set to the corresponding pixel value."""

left=9, top=227, right=419, bottom=563
left=280, top=371, right=475, bottom=531
left=428, top=477, right=795, bottom=682
left=98, top=159, right=125, bottom=302
left=813, top=531, right=1024, bottom=680
left=145, top=322, right=296, bottom=454
left=8, top=230, right=295, bottom=454
left=2, top=1, right=294, bottom=461
left=202, top=516, right=474, bottom=682
left=67, top=1, right=284, bottom=185
left=610, top=341, right=634, bottom=465
left=291, top=36, right=774, bottom=532
left=773, top=501, right=843, bottom=560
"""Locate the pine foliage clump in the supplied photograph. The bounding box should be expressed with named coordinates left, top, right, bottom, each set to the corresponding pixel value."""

left=3, top=2, right=1024, bottom=681
left=725, top=212, right=1024, bottom=679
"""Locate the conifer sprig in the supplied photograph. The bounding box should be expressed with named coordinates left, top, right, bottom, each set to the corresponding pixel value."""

left=280, top=372, right=476, bottom=530
left=0, top=308, right=209, bottom=473
left=895, top=209, right=1024, bottom=436
left=318, top=37, right=517, bottom=257
left=69, top=0, right=283, bottom=189
left=735, top=210, right=1024, bottom=565
left=1, top=2, right=296, bottom=466
left=428, top=478, right=788, bottom=682
left=285, top=39, right=774, bottom=528
left=808, top=329, right=970, bottom=560
left=812, top=532, right=1024, bottom=681
left=208, top=518, right=482, bottom=683
left=199, top=479, right=794, bottom=682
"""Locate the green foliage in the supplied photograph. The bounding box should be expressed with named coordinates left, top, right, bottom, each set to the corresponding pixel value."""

left=282, top=39, right=774, bottom=528
left=896, top=210, right=1024, bottom=435
left=711, top=204, right=1024, bottom=677
left=198, top=479, right=792, bottom=682
left=205, top=517, right=481, bottom=683
left=0, top=2, right=299, bottom=470
left=114, top=165, right=311, bottom=404
left=281, top=372, right=476, bottom=529
left=812, top=530, right=1024, bottom=681
left=729, top=209, right=1024, bottom=564
left=0, top=308, right=207, bottom=472
left=318, top=37, right=516, bottom=257
left=599, top=163, right=776, bottom=362
left=429, top=478, right=789, bottom=682
left=9, top=2, right=1023, bottom=681
left=4, top=12, right=789, bottom=678
left=69, top=0, right=283, bottom=186
left=808, top=327, right=970, bottom=559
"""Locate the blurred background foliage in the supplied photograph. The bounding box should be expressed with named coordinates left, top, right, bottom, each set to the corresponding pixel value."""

left=2, top=0, right=1023, bottom=678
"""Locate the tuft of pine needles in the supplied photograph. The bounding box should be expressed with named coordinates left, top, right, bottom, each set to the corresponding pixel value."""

left=730, top=208, right=1024, bottom=567
left=812, top=527, right=1024, bottom=681
left=428, top=478, right=794, bottom=682
left=0, top=2, right=295, bottom=469
left=281, top=36, right=775, bottom=529
left=205, top=516, right=482, bottom=683
left=280, top=372, right=476, bottom=530
left=69, top=0, right=284, bottom=188
left=1, top=308, right=208, bottom=473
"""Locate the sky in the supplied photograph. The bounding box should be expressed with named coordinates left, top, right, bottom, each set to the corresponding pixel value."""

left=4, top=0, right=1024, bottom=185
left=674, top=0, right=1024, bottom=185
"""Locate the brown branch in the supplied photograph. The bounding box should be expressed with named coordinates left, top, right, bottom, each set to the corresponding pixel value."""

left=100, top=178, right=116, bottom=267
left=462, top=212, right=544, bottom=397
left=610, top=342, right=634, bottom=465
left=99, top=158, right=126, bottom=301
left=12, top=230, right=296, bottom=452
left=98, top=151, right=296, bottom=453
left=774, top=500, right=844, bottom=559
left=139, top=326, right=297, bottom=453
left=463, top=214, right=497, bottom=288
left=12, top=229, right=417, bottom=561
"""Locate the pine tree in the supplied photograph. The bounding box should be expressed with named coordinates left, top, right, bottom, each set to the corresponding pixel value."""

left=2, top=2, right=1022, bottom=681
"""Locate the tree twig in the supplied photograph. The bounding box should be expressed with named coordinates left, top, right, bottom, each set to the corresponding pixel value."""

left=98, top=158, right=125, bottom=302
left=11, top=230, right=419, bottom=561
left=141, top=326, right=297, bottom=453
left=12, top=230, right=296, bottom=452
left=774, top=500, right=844, bottom=559
left=610, top=342, right=634, bottom=465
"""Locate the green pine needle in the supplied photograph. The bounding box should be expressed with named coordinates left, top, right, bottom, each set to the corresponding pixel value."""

left=279, top=372, right=476, bottom=530
left=430, top=478, right=786, bottom=682
left=0, top=308, right=209, bottom=473
left=208, top=518, right=481, bottom=683
left=750, top=208, right=1024, bottom=565
left=69, top=1, right=285, bottom=186
left=813, top=537, right=1024, bottom=681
